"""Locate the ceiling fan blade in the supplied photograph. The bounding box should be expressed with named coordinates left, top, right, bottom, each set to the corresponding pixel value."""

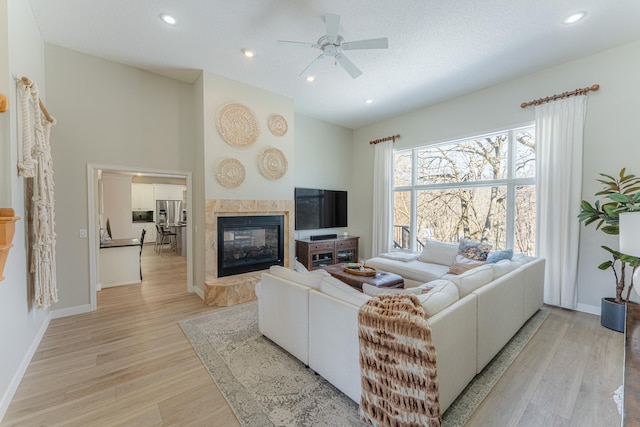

left=277, top=40, right=318, bottom=49
left=298, top=53, right=325, bottom=78
left=335, top=53, right=362, bottom=79
left=341, top=37, right=389, bottom=50
left=325, top=13, right=340, bottom=41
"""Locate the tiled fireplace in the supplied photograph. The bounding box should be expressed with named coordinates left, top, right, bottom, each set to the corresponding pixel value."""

left=204, top=199, right=295, bottom=306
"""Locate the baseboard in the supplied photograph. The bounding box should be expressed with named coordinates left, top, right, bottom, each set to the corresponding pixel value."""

left=191, top=285, right=204, bottom=301
left=0, top=311, right=51, bottom=422
left=51, top=304, right=92, bottom=319
left=576, top=303, right=600, bottom=316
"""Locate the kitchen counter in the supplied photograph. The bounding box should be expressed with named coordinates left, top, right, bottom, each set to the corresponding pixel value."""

left=100, top=238, right=140, bottom=248
left=99, top=238, right=141, bottom=288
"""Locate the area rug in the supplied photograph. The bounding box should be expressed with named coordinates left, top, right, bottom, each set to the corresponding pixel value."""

left=179, top=302, right=548, bottom=427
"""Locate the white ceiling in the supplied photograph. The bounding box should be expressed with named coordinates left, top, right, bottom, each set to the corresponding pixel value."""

left=28, top=0, right=640, bottom=129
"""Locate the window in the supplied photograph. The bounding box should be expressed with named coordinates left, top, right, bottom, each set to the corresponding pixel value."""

left=393, top=126, right=536, bottom=254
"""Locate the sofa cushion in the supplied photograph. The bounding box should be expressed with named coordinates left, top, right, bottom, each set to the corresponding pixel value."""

left=319, top=276, right=372, bottom=307
left=417, top=240, right=459, bottom=266
left=458, top=239, right=492, bottom=261
left=362, top=284, right=422, bottom=297
left=365, top=257, right=451, bottom=284
left=416, top=279, right=459, bottom=318
left=486, top=249, right=513, bottom=264
left=447, top=254, right=485, bottom=275
left=492, top=259, right=517, bottom=279
left=449, top=264, right=494, bottom=297
left=379, top=251, right=419, bottom=262
left=269, top=265, right=329, bottom=289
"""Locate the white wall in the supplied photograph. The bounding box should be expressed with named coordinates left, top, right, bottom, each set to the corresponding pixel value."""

left=203, top=72, right=295, bottom=201
left=0, top=0, right=50, bottom=420
left=101, top=173, right=132, bottom=239
left=352, top=40, right=640, bottom=313
left=44, top=45, right=196, bottom=310
left=293, top=113, right=354, bottom=240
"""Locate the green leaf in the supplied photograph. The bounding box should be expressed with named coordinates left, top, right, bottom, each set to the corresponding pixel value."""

left=608, top=193, right=631, bottom=203
left=598, top=260, right=613, bottom=270
left=599, top=173, right=616, bottom=182
left=601, top=225, right=620, bottom=235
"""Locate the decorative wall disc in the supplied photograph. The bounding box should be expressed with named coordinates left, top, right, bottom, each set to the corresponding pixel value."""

left=268, top=114, right=288, bottom=136
left=216, top=158, right=245, bottom=188
left=216, top=103, right=260, bottom=148
left=257, top=147, right=288, bottom=180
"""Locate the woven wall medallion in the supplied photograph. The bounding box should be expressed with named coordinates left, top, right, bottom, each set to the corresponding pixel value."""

left=216, top=103, right=260, bottom=148
left=257, top=147, right=288, bottom=180
left=267, top=114, right=288, bottom=136
left=216, top=158, right=245, bottom=188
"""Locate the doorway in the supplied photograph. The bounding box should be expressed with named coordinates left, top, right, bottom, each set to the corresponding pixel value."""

left=87, top=163, right=194, bottom=311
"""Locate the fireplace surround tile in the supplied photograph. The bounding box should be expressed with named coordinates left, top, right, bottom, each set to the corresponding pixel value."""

left=204, top=199, right=294, bottom=306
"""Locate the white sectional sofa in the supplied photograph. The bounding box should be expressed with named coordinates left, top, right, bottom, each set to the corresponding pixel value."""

left=256, top=245, right=545, bottom=413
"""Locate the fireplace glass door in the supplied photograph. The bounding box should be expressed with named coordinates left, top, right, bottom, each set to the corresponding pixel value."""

left=217, top=215, right=284, bottom=277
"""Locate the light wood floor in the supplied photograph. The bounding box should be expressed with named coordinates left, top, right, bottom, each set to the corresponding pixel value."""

left=1, top=246, right=624, bottom=426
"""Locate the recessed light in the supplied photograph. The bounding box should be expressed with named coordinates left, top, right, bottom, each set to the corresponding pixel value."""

left=563, top=11, right=586, bottom=24
left=306, top=76, right=315, bottom=82
left=241, top=49, right=255, bottom=58
left=364, top=99, right=373, bottom=104
left=159, top=13, right=177, bottom=25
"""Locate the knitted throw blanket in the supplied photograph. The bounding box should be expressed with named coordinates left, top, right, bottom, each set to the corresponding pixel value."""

left=358, top=294, right=441, bottom=427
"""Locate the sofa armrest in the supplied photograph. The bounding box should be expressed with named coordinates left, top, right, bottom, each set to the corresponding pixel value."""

left=427, top=294, right=477, bottom=413
left=258, top=273, right=311, bottom=365
left=523, top=258, right=545, bottom=319
left=308, top=290, right=362, bottom=403
left=473, top=270, right=525, bottom=372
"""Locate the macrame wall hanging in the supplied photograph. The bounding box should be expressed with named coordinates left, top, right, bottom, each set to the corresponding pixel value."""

left=16, top=76, right=58, bottom=309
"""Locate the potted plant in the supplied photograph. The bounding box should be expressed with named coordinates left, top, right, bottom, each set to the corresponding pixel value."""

left=578, top=168, right=640, bottom=332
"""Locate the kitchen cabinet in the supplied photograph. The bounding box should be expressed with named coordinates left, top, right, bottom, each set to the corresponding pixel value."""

left=132, top=222, right=156, bottom=243
left=153, top=184, right=186, bottom=201
left=131, top=184, right=154, bottom=211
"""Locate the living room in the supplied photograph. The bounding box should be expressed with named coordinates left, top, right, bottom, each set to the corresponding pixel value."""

left=2, top=0, right=640, bottom=425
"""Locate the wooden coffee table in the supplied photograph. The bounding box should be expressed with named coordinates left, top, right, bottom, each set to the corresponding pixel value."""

left=320, top=263, right=404, bottom=291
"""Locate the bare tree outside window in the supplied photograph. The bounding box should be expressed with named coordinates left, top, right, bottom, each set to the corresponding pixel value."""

left=393, top=127, right=536, bottom=254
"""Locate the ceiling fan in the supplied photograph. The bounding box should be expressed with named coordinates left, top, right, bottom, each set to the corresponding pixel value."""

left=277, top=13, right=388, bottom=79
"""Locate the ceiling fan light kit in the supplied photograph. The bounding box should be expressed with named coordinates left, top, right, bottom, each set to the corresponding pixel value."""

left=277, top=13, right=388, bottom=79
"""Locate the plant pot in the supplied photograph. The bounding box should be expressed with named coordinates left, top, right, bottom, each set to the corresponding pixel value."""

left=601, top=297, right=626, bottom=333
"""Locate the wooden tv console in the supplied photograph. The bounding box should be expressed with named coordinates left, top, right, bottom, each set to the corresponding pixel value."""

left=295, top=236, right=359, bottom=270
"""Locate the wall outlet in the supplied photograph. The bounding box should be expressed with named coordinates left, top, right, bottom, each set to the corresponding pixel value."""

left=79, top=228, right=87, bottom=238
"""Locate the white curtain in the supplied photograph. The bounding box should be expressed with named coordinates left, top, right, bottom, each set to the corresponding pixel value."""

left=535, top=96, right=587, bottom=309
left=371, top=140, right=394, bottom=257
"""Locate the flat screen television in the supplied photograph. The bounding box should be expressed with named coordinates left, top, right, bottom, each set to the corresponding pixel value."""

left=295, top=188, right=347, bottom=230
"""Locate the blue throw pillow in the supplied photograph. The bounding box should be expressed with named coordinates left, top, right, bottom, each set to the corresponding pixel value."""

left=486, top=249, right=513, bottom=264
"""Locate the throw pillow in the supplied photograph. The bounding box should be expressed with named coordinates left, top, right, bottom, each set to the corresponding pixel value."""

left=269, top=265, right=329, bottom=289
left=447, top=254, right=485, bottom=275
left=416, top=280, right=459, bottom=318
left=486, top=249, right=513, bottom=264
left=294, top=259, right=310, bottom=273
left=319, top=277, right=372, bottom=307
left=457, top=238, right=492, bottom=261
left=416, top=240, right=459, bottom=266
left=448, top=264, right=494, bottom=297
left=362, top=284, right=422, bottom=297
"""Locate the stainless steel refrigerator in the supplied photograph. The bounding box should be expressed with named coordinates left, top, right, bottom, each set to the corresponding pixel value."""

left=156, top=200, right=182, bottom=226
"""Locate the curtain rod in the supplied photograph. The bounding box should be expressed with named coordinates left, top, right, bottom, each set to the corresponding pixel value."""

left=369, top=134, right=400, bottom=145
left=20, top=76, right=54, bottom=123
left=520, top=84, right=600, bottom=108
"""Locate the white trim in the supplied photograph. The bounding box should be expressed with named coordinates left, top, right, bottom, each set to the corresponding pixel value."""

left=101, top=281, right=141, bottom=289
left=0, top=312, right=51, bottom=422
left=51, top=304, right=92, bottom=319
left=576, top=303, right=600, bottom=316
left=87, top=163, right=194, bottom=312
left=191, top=285, right=204, bottom=300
